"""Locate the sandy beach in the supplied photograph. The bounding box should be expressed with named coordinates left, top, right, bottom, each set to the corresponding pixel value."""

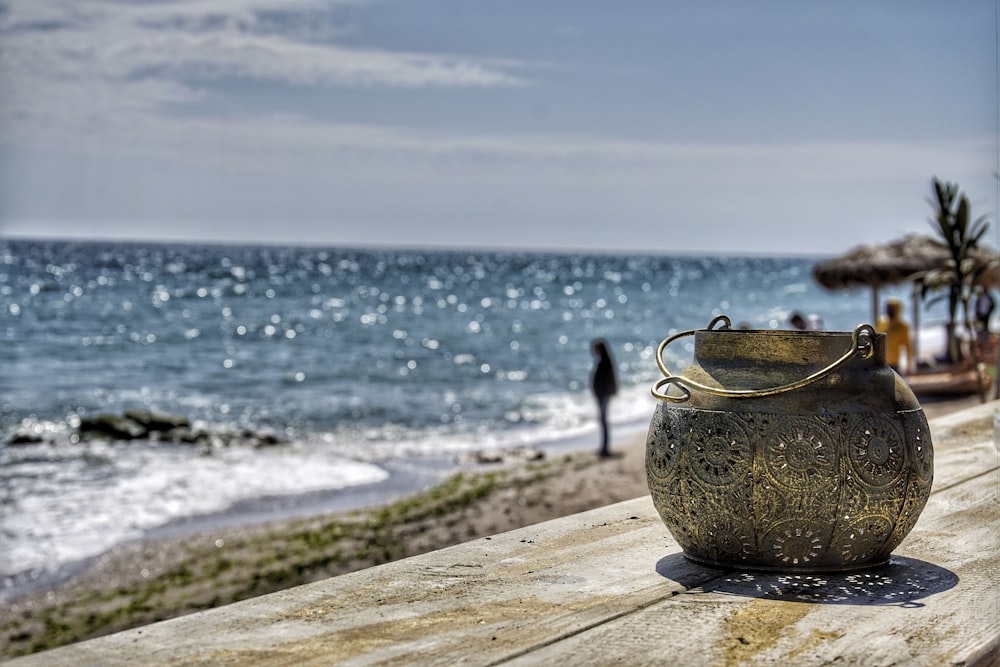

left=0, top=393, right=989, bottom=659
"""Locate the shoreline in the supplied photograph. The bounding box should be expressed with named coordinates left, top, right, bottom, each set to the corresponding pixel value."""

left=1, top=428, right=652, bottom=657
left=1, top=394, right=991, bottom=659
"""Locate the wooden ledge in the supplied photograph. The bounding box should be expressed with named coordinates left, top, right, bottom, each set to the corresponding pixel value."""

left=10, top=402, right=998, bottom=666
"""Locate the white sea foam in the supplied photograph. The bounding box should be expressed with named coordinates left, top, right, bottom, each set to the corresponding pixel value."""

left=0, top=440, right=387, bottom=581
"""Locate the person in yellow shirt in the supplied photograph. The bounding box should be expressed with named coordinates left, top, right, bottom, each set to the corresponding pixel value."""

left=876, top=298, right=913, bottom=374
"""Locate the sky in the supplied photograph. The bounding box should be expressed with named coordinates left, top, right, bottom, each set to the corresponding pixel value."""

left=0, top=0, right=997, bottom=256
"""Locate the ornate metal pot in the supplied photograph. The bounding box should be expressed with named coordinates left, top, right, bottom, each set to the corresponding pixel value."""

left=646, top=315, right=933, bottom=572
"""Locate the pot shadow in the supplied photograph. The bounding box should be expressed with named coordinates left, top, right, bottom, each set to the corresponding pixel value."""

left=655, top=553, right=958, bottom=608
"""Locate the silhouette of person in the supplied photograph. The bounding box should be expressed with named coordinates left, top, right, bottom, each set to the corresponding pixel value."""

left=590, top=339, right=617, bottom=458
left=876, top=298, right=913, bottom=374
left=975, top=288, right=995, bottom=335
left=789, top=311, right=823, bottom=330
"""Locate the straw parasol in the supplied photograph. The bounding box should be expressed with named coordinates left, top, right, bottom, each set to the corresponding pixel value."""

left=813, top=234, right=999, bottom=369
left=815, top=234, right=943, bottom=321
left=813, top=234, right=999, bottom=322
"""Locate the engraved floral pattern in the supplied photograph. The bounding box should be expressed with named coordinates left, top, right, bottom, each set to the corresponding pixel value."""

left=832, top=515, right=893, bottom=564
left=763, top=417, right=836, bottom=490
left=763, top=520, right=825, bottom=566
left=902, top=411, right=934, bottom=482
left=689, top=412, right=752, bottom=486
left=646, top=411, right=680, bottom=485
left=848, top=417, right=905, bottom=486
left=705, top=520, right=755, bottom=563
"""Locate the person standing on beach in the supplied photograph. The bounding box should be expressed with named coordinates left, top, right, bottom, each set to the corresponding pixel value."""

left=790, top=311, right=824, bottom=330
left=975, top=287, right=995, bottom=337
left=876, top=298, right=913, bottom=374
left=591, top=339, right=618, bottom=458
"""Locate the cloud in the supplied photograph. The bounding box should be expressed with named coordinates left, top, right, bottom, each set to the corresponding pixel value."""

left=147, top=111, right=992, bottom=187
left=4, top=0, right=528, bottom=85
left=99, top=0, right=527, bottom=89
left=0, top=0, right=528, bottom=148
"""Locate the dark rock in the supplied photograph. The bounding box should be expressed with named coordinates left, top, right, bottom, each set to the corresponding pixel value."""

left=123, top=409, right=190, bottom=432
left=8, top=432, right=44, bottom=445
left=165, top=427, right=212, bottom=446
left=78, top=414, right=147, bottom=440
left=75, top=410, right=282, bottom=449
left=466, top=446, right=546, bottom=465
left=252, top=431, right=282, bottom=447
left=509, top=446, right=545, bottom=462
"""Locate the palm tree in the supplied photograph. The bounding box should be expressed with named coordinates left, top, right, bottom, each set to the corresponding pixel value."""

left=922, top=177, right=996, bottom=399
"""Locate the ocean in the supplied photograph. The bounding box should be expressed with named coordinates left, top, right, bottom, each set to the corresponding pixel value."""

left=0, top=238, right=947, bottom=598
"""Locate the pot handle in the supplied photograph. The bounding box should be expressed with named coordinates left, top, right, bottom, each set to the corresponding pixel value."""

left=651, top=316, right=877, bottom=403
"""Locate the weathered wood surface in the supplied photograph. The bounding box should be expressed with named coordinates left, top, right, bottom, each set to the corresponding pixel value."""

left=9, top=402, right=998, bottom=667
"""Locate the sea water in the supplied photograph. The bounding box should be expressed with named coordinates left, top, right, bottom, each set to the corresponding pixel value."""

left=0, top=239, right=946, bottom=595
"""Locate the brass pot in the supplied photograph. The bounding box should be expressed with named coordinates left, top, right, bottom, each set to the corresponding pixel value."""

left=646, top=315, right=933, bottom=572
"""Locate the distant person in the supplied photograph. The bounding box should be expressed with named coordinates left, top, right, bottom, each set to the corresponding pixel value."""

left=876, top=298, right=913, bottom=374
left=975, top=288, right=995, bottom=335
left=789, top=312, right=823, bottom=331
left=590, top=339, right=618, bottom=458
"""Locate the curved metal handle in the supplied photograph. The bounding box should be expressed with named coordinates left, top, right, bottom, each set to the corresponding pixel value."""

left=651, top=316, right=876, bottom=403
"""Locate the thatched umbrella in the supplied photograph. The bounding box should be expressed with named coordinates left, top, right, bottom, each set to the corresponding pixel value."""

left=814, top=235, right=948, bottom=322
left=813, top=234, right=999, bottom=367
left=814, top=233, right=998, bottom=317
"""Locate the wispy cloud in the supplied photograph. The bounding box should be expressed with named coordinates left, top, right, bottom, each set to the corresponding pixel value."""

left=0, top=0, right=528, bottom=150
left=34, top=97, right=988, bottom=192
